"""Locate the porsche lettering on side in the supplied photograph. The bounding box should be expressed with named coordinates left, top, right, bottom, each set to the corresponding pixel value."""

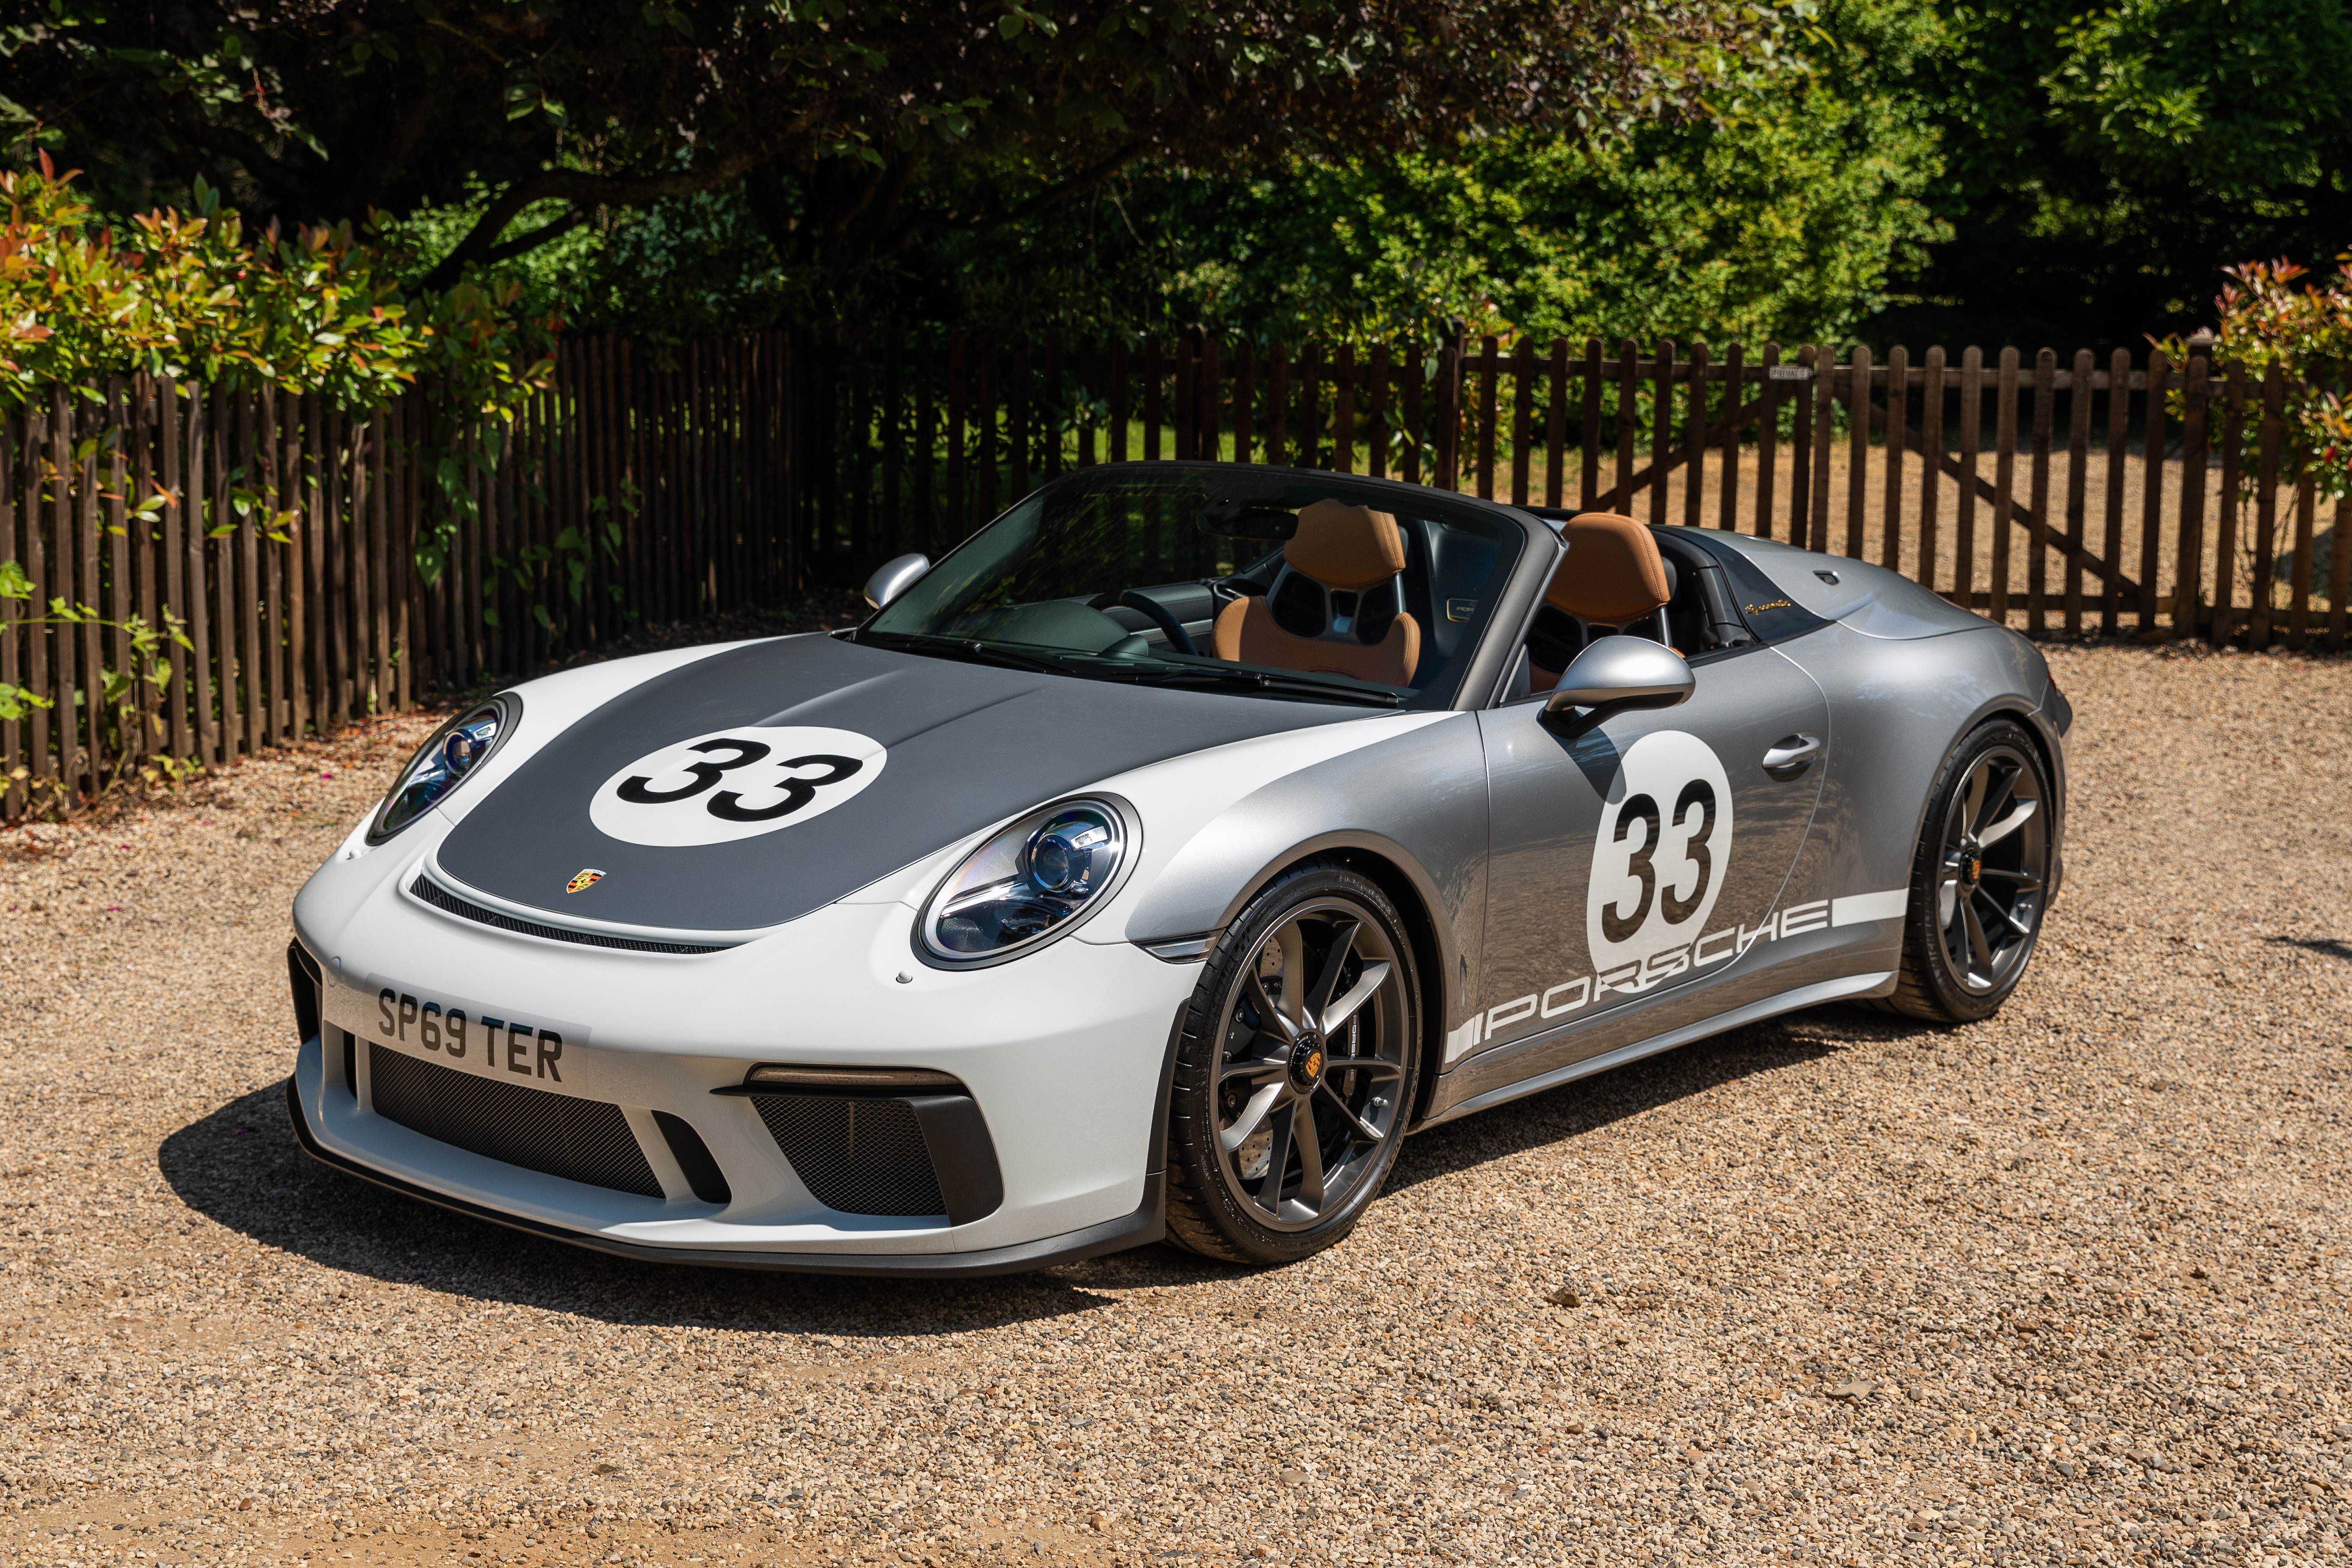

left=285, top=463, right=2071, bottom=1274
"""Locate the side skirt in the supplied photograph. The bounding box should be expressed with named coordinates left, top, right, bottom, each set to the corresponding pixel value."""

left=1419, top=970, right=1895, bottom=1128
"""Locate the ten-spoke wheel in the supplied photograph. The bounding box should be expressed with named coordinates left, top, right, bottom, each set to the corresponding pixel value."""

left=1885, top=719, right=2054, bottom=1021
left=1165, top=864, right=1421, bottom=1263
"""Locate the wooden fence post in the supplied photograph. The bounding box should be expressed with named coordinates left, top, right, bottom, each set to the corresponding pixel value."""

left=2102, top=350, right=2131, bottom=637
left=1650, top=342, right=1676, bottom=526
left=2176, top=355, right=2210, bottom=641
left=2059, top=350, right=2090, bottom=634
left=1544, top=337, right=1567, bottom=509
left=1990, top=348, right=2019, bottom=626
left=1683, top=341, right=1709, bottom=529
left=1917, top=347, right=1944, bottom=591
left=1843, top=342, right=1871, bottom=561
left=1474, top=335, right=1498, bottom=499
left=1438, top=334, right=1464, bottom=490
left=2249, top=361, right=2285, bottom=650
left=1613, top=340, right=1638, bottom=514
left=2139, top=351, right=2172, bottom=638
left=2027, top=348, right=2055, bottom=637
left=1807, top=347, right=1834, bottom=553
left=1880, top=344, right=1906, bottom=573
left=1716, top=342, right=1741, bottom=530
left=0, top=413, right=17, bottom=812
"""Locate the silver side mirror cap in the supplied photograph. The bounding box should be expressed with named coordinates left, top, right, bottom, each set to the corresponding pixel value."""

left=863, top=553, right=931, bottom=610
left=1541, top=634, right=1694, bottom=739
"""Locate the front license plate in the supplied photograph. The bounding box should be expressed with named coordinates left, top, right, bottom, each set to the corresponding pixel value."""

left=325, top=972, right=593, bottom=1087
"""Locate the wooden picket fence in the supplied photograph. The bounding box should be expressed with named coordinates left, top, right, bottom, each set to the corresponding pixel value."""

left=4, top=331, right=2347, bottom=814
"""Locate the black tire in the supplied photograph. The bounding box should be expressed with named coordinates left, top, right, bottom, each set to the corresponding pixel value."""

left=1882, top=717, right=2055, bottom=1022
left=1164, top=862, right=1422, bottom=1265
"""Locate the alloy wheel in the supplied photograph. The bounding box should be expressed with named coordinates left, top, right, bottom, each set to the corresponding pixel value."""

left=1933, top=743, right=2049, bottom=993
left=1209, top=898, right=1409, bottom=1232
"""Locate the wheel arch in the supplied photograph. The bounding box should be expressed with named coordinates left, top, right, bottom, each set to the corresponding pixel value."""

left=1194, top=833, right=1457, bottom=1131
left=1898, top=697, right=2064, bottom=890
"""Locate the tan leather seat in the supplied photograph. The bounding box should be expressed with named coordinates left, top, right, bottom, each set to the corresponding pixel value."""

left=1530, top=512, right=1672, bottom=691
left=1212, top=499, right=1422, bottom=686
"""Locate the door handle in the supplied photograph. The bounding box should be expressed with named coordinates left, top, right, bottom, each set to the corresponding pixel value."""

left=1761, top=733, right=1823, bottom=779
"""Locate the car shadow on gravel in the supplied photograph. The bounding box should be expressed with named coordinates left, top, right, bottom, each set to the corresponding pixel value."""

left=162, top=1010, right=1904, bottom=1326
left=1382, top=1011, right=1859, bottom=1197
left=158, top=1083, right=1142, bottom=1340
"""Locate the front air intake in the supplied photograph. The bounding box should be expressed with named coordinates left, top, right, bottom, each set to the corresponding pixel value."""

left=369, top=1044, right=662, bottom=1199
left=721, top=1069, right=1004, bottom=1225
left=750, top=1094, right=945, bottom=1217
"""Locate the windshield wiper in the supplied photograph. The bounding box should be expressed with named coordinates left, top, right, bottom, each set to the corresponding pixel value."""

left=1106, top=665, right=1403, bottom=708
left=858, top=631, right=1074, bottom=675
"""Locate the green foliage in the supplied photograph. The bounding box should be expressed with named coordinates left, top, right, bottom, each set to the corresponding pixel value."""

left=1869, top=0, right=2352, bottom=348
left=5, top=0, right=1792, bottom=321
left=0, top=154, right=426, bottom=407
left=2154, top=259, right=2352, bottom=501
left=0, top=156, right=562, bottom=421
left=918, top=0, right=1943, bottom=349
left=0, top=554, right=198, bottom=817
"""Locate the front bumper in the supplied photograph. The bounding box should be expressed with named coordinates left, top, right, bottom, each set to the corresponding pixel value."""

left=287, top=836, right=1197, bottom=1273
left=286, top=1070, right=1164, bottom=1275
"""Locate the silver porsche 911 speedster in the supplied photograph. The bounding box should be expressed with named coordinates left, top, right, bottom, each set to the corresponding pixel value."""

left=286, top=462, right=2070, bottom=1273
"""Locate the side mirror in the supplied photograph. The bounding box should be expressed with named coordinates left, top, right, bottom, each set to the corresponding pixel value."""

left=863, top=552, right=930, bottom=610
left=1540, top=635, right=1694, bottom=739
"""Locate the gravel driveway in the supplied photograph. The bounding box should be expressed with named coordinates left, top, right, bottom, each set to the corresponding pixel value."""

left=2, top=643, right=2347, bottom=1568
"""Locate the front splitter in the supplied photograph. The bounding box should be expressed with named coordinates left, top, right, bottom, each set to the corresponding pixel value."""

left=285, top=1078, right=1165, bottom=1278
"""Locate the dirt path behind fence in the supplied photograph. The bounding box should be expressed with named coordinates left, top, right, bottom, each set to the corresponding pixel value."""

left=0, top=644, right=2347, bottom=1568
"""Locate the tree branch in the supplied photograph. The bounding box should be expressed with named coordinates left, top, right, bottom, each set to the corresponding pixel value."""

left=481, top=205, right=593, bottom=265
left=419, top=145, right=774, bottom=290
left=966, top=141, right=1152, bottom=232
left=419, top=181, right=542, bottom=290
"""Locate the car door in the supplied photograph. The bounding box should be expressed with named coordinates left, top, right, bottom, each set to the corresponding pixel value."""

left=1455, top=643, right=1830, bottom=1075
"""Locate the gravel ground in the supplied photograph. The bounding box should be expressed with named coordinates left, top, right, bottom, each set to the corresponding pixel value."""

left=2, top=640, right=2348, bottom=1568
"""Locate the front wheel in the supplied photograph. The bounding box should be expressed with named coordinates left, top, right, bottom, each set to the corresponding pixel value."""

left=1883, top=718, right=2054, bottom=1022
left=1164, top=864, right=1422, bottom=1265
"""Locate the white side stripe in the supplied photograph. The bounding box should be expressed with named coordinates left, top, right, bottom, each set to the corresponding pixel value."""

left=1830, top=888, right=1909, bottom=927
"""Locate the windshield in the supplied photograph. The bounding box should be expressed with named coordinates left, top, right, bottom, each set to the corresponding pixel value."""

left=862, top=466, right=1523, bottom=708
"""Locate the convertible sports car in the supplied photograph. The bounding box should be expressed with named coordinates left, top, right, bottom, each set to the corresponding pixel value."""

left=286, top=462, right=2070, bottom=1272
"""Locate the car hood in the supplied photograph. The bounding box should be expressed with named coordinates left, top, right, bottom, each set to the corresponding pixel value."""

left=435, top=633, right=1369, bottom=932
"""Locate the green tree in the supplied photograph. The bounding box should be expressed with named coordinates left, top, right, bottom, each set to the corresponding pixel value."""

left=1871, top=0, right=2352, bottom=349
left=908, top=0, right=1944, bottom=347
left=4, top=0, right=1787, bottom=314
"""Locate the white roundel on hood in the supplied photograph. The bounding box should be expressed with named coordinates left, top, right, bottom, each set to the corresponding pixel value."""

left=589, top=726, right=888, bottom=847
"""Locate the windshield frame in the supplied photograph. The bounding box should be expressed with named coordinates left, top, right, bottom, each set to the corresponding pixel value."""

left=855, top=461, right=1560, bottom=712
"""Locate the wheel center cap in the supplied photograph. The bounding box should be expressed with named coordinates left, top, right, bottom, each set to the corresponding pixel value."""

left=1289, top=1034, right=1327, bottom=1092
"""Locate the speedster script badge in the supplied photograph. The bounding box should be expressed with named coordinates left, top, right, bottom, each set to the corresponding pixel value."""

left=589, top=726, right=888, bottom=847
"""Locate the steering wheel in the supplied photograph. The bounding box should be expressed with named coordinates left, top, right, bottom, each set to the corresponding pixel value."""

left=1118, top=590, right=1201, bottom=657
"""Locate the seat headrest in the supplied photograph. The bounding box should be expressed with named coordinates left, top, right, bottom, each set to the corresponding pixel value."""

left=1285, top=499, right=1406, bottom=588
left=1547, top=512, right=1672, bottom=623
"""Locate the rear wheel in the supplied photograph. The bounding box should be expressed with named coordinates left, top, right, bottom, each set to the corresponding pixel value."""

left=1883, top=719, right=2053, bottom=1022
left=1164, top=864, right=1421, bottom=1265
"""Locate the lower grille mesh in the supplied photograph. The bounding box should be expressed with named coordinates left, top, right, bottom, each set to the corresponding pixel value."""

left=751, top=1094, right=945, bottom=1217
left=370, top=1044, right=662, bottom=1198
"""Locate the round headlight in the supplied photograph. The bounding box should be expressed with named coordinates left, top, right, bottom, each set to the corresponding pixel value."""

left=920, top=799, right=1132, bottom=965
left=369, top=697, right=513, bottom=842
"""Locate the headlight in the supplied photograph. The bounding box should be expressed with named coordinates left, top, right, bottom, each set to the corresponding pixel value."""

left=918, top=798, right=1133, bottom=965
left=368, top=697, right=514, bottom=842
